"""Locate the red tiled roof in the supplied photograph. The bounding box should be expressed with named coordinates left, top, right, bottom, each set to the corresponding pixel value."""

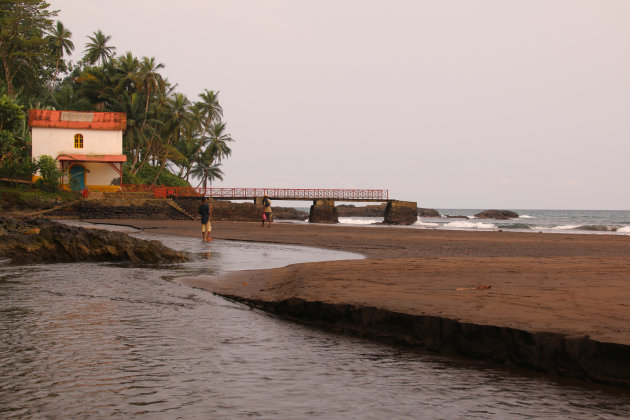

left=57, top=154, right=127, bottom=162
left=28, top=110, right=127, bottom=130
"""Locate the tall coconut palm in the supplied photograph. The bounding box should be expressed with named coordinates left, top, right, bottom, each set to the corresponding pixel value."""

left=194, top=89, right=223, bottom=137
left=46, top=21, right=74, bottom=91
left=191, top=147, right=224, bottom=189
left=204, top=121, right=233, bottom=163
left=138, top=56, right=165, bottom=122
left=151, top=92, right=192, bottom=183
left=113, top=52, right=140, bottom=95
left=84, top=30, right=116, bottom=66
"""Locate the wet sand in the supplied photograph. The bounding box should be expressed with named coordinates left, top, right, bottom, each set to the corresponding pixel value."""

left=90, top=219, right=630, bottom=344
left=88, top=219, right=630, bottom=384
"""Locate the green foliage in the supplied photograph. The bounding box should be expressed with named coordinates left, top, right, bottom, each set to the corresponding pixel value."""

left=0, top=0, right=58, bottom=97
left=1, top=1, right=236, bottom=189
left=35, top=154, right=60, bottom=191
left=123, top=164, right=189, bottom=187
left=0, top=94, right=34, bottom=179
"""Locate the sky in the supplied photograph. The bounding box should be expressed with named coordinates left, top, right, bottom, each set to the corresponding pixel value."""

left=49, top=0, right=630, bottom=210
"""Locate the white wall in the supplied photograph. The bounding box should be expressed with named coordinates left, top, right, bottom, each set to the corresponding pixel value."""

left=31, top=127, right=123, bottom=160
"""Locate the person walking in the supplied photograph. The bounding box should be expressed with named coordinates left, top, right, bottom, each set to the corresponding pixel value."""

left=198, top=197, right=214, bottom=241
left=261, top=194, right=272, bottom=228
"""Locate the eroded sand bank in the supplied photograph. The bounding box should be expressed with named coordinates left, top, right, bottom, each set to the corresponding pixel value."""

left=88, top=219, right=630, bottom=386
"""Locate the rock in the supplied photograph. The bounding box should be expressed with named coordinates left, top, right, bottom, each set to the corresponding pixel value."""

left=445, top=215, right=469, bottom=219
left=418, top=208, right=441, bottom=217
left=474, top=210, right=519, bottom=220
left=0, top=216, right=189, bottom=265
left=337, top=204, right=386, bottom=217
left=24, top=227, right=41, bottom=235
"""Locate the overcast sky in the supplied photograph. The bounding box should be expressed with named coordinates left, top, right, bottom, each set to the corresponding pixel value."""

left=50, top=0, right=630, bottom=210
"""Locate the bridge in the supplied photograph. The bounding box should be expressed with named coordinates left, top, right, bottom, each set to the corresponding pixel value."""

left=144, top=186, right=389, bottom=202
left=122, top=185, right=416, bottom=224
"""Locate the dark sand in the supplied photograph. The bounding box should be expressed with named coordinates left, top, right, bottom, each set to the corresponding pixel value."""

left=89, top=219, right=630, bottom=347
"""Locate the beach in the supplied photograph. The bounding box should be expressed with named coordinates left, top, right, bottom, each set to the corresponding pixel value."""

left=91, top=219, right=630, bottom=385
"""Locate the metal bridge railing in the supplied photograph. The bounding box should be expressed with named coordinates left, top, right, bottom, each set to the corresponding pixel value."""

left=122, top=185, right=389, bottom=201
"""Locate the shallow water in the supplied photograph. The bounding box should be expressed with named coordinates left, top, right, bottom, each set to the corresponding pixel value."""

left=1, top=228, right=629, bottom=419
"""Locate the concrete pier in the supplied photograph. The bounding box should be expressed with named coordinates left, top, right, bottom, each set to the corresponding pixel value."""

left=384, top=200, right=418, bottom=225
left=309, top=199, right=338, bottom=223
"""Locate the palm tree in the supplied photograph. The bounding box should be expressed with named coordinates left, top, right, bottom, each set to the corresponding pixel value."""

left=191, top=147, right=224, bottom=189
left=204, top=122, right=233, bottom=163
left=46, top=21, right=74, bottom=91
left=138, top=56, right=165, bottom=121
left=84, top=30, right=116, bottom=66
left=113, top=52, right=140, bottom=95
left=194, top=89, right=223, bottom=137
left=151, top=92, right=192, bottom=183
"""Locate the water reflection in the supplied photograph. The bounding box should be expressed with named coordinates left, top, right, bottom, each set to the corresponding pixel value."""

left=0, top=230, right=629, bottom=419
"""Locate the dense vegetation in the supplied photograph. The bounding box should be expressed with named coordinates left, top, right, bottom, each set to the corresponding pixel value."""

left=0, top=0, right=233, bottom=188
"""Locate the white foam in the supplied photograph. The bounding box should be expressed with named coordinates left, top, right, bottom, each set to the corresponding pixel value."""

left=444, top=221, right=497, bottom=230
left=413, top=220, right=440, bottom=228
left=519, top=215, right=536, bottom=219
left=617, top=226, right=630, bottom=233
left=534, top=225, right=579, bottom=231
left=338, top=217, right=383, bottom=225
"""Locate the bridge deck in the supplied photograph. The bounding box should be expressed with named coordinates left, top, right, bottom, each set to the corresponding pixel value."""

left=123, top=186, right=389, bottom=202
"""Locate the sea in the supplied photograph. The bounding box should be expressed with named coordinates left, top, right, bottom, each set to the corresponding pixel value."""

left=2, top=221, right=630, bottom=418
left=309, top=209, right=630, bottom=235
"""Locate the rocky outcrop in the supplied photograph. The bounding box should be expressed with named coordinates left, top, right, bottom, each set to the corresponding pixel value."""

left=222, top=296, right=630, bottom=388
left=309, top=199, right=339, bottom=223
left=337, top=204, right=386, bottom=217
left=384, top=200, right=418, bottom=225
left=418, top=208, right=441, bottom=217
left=0, top=217, right=188, bottom=265
left=174, top=199, right=308, bottom=221
left=475, top=210, right=519, bottom=220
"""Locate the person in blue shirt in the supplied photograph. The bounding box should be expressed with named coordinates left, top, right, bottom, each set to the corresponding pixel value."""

left=198, top=197, right=214, bottom=242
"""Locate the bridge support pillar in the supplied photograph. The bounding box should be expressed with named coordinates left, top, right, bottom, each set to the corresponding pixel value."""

left=254, top=197, right=263, bottom=206
left=384, top=200, right=418, bottom=225
left=309, top=199, right=338, bottom=224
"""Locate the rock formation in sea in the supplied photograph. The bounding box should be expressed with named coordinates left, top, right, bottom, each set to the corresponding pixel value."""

left=474, top=210, right=519, bottom=220
left=0, top=217, right=189, bottom=265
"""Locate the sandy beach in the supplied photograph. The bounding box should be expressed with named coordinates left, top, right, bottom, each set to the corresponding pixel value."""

left=89, top=219, right=630, bottom=385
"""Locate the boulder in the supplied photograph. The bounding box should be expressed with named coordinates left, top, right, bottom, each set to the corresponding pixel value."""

left=474, top=209, right=519, bottom=220
left=418, top=208, right=441, bottom=218
left=337, top=204, right=386, bottom=217
left=0, top=216, right=189, bottom=265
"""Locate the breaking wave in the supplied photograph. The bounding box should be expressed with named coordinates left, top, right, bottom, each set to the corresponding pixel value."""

left=444, top=221, right=497, bottom=230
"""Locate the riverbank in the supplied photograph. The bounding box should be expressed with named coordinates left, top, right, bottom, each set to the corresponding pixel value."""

left=89, top=219, right=630, bottom=386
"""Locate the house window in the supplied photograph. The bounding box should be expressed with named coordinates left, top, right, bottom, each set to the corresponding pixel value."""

left=74, top=133, right=84, bottom=149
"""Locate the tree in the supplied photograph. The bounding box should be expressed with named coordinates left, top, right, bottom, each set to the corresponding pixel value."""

left=138, top=56, right=164, bottom=120
left=0, top=94, right=31, bottom=179
left=0, top=0, right=57, bottom=97
left=83, top=30, right=115, bottom=66
left=46, top=20, right=73, bottom=91
left=204, top=121, right=233, bottom=163
left=194, top=89, right=223, bottom=137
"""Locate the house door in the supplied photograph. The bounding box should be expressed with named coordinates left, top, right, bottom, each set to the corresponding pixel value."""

left=69, top=165, right=85, bottom=191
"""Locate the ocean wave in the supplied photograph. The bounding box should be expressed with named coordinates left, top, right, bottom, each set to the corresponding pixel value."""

left=519, top=215, right=536, bottom=219
left=534, top=224, right=580, bottom=231
left=413, top=220, right=440, bottom=228
left=338, top=217, right=383, bottom=225
left=444, top=221, right=497, bottom=230
left=618, top=226, right=630, bottom=233
left=577, top=225, right=618, bottom=232
left=497, top=223, right=532, bottom=230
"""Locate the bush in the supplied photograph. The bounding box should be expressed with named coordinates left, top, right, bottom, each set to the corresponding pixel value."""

left=36, top=155, right=61, bottom=192
left=125, top=164, right=190, bottom=187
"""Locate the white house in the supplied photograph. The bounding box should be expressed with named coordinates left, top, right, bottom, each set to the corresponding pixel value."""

left=29, top=110, right=127, bottom=192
